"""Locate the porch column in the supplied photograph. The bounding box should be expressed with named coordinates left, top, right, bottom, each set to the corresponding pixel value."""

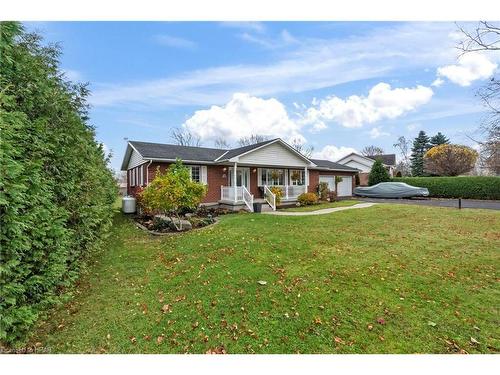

left=285, top=169, right=289, bottom=199
left=304, top=166, right=308, bottom=193
left=233, top=162, right=237, bottom=203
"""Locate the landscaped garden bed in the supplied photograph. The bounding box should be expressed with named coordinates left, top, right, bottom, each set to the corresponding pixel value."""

left=134, top=206, right=233, bottom=234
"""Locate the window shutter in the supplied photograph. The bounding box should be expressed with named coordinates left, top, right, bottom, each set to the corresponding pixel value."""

left=201, top=166, right=208, bottom=185
left=140, top=165, right=144, bottom=186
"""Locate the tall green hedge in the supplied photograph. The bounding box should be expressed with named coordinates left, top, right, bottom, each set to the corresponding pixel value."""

left=0, top=22, right=117, bottom=344
left=393, top=176, right=500, bottom=200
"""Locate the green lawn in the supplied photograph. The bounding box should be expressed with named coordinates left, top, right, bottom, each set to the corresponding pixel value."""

left=29, top=204, right=499, bottom=354
left=280, top=199, right=360, bottom=212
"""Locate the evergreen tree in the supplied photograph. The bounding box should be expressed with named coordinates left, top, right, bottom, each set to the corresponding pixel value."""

left=368, top=159, right=391, bottom=185
left=430, top=132, right=450, bottom=147
left=410, top=131, right=431, bottom=176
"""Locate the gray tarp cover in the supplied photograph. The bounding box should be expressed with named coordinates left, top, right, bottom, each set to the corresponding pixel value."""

left=354, top=182, right=429, bottom=198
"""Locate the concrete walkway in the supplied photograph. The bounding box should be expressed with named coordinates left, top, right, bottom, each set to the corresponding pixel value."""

left=263, top=202, right=377, bottom=216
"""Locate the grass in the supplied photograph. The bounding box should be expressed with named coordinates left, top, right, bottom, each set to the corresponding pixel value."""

left=280, top=199, right=360, bottom=212
left=29, top=204, right=499, bottom=354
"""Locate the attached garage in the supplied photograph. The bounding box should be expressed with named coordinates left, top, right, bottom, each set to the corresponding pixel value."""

left=337, top=176, right=353, bottom=196
left=318, top=175, right=353, bottom=197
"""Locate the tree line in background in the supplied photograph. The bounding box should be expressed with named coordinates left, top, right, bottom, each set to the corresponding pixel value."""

left=0, top=22, right=117, bottom=344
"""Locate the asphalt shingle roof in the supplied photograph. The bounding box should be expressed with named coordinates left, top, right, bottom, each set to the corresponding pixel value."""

left=367, top=154, right=396, bottom=166
left=129, top=141, right=226, bottom=162
left=218, top=139, right=278, bottom=160
left=310, top=159, right=359, bottom=172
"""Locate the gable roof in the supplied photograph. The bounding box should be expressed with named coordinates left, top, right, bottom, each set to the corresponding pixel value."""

left=121, top=138, right=357, bottom=173
left=217, top=139, right=277, bottom=160
left=336, top=152, right=396, bottom=167
left=366, top=154, right=396, bottom=166
left=310, top=159, right=359, bottom=172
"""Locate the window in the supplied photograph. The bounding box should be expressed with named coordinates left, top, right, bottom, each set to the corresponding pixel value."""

left=289, top=169, right=305, bottom=185
left=130, top=169, right=135, bottom=187
left=259, top=168, right=285, bottom=186
left=189, top=166, right=201, bottom=183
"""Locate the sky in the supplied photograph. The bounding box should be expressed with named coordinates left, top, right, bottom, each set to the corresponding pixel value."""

left=24, top=21, right=500, bottom=171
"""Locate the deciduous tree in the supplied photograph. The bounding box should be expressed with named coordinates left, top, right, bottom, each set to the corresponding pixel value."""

left=361, top=145, right=384, bottom=157
left=424, top=144, right=479, bottom=176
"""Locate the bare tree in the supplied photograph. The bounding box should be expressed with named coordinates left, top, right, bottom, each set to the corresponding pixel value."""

left=361, top=145, right=384, bottom=157
left=214, top=136, right=231, bottom=149
left=237, top=134, right=270, bottom=147
left=393, top=136, right=411, bottom=176
left=458, top=21, right=500, bottom=175
left=170, top=127, right=202, bottom=147
left=290, top=138, right=314, bottom=158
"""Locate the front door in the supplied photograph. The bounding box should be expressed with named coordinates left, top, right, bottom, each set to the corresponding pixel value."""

left=228, top=167, right=250, bottom=189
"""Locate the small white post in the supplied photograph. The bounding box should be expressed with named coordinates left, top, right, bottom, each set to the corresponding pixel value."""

left=304, top=166, right=308, bottom=192
left=233, top=162, right=237, bottom=203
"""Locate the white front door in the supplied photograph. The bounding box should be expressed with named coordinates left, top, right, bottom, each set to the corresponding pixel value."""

left=337, top=176, right=353, bottom=196
left=228, top=167, right=250, bottom=189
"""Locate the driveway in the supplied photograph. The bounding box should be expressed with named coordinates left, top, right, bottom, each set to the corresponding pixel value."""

left=356, top=197, right=500, bottom=211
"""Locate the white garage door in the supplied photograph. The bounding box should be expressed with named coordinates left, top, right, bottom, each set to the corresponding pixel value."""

left=318, top=175, right=335, bottom=191
left=337, top=176, right=352, bottom=196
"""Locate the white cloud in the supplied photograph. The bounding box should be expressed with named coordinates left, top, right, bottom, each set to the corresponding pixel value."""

left=436, top=53, right=497, bottom=86
left=154, top=34, right=197, bottom=50
left=301, top=82, right=434, bottom=129
left=407, top=123, right=418, bottom=131
left=312, top=145, right=357, bottom=162
left=240, top=29, right=299, bottom=49
left=90, top=23, right=457, bottom=108
left=431, top=77, right=444, bottom=87
left=369, top=127, right=390, bottom=139
left=183, top=93, right=304, bottom=143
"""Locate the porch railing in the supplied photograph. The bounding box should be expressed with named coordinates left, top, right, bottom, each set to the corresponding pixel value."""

left=280, top=185, right=306, bottom=199
left=242, top=186, right=254, bottom=212
left=264, top=185, right=276, bottom=211
left=221, top=186, right=243, bottom=201
left=220, top=186, right=254, bottom=212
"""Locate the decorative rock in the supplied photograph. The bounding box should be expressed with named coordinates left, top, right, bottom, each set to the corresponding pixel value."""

left=154, top=215, right=192, bottom=231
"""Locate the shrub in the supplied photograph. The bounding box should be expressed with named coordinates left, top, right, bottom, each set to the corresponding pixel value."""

left=270, top=186, right=284, bottom=205
left=298, top=192, right=319, bottom=205
left=0, top=22, right=117, bottom=344
left=424, top=144, right=478, bottom=176
left=369, top=159, right=391, bottom=185
left=140, top=159, right=206, bottom=230
left=392, top=176, right=500, bottom=200
left=318, top=182, right=329, bottom=201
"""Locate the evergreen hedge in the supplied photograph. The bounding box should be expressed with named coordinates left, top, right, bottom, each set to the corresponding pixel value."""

left=392, top=176, right=500, bottom=200
left=0, top=22, right=117, bottom=344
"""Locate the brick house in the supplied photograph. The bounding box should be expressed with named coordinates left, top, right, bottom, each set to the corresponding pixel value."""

left=121, top=138, right=359, bottom=211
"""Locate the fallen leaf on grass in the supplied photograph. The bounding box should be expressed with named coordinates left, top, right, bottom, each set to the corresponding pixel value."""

left=161, top=304, right=172, bottom=313
left=334, top=337, right=344, bottom=344
left=130, top=336, right=137, bottom=344
left=314, top=317, right=322, bottom=325
left=206, top=346, right=226, bottom=354
left=427, top=321, right=437, bottom=327
left=257, top=280, right=267, bottom=285
left=470, top=337, right=480, bottom=345
left=157, top=335, right=164, bottom=344
left=367, top=324, right=373, bottom=331
left=376, top=317, right=386, bottom=325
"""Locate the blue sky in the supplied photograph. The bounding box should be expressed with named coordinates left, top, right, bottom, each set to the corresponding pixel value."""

left=24, top=21, right=499, bottom=171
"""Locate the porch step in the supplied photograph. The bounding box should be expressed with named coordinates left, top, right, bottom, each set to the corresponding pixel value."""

left=259, top=202, right=274, bottom=212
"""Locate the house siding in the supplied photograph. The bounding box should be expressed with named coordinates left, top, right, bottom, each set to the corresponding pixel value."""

left=237, top=142, right=309, bottom=167
left=128, top=148, right=145, bottom=169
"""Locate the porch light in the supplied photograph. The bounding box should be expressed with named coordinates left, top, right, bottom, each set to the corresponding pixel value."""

left=252, top=168, right=257, bottom=173
left=223, top=167, right=227, bottom=172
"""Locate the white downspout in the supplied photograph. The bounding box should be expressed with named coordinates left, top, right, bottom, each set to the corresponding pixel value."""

left=305, top=166, right=308, bottom=193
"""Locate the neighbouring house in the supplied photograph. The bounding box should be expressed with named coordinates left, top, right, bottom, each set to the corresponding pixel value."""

left=336, top=152, right=396, bottom=185
left=121, top=138, right=359, bottom=211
